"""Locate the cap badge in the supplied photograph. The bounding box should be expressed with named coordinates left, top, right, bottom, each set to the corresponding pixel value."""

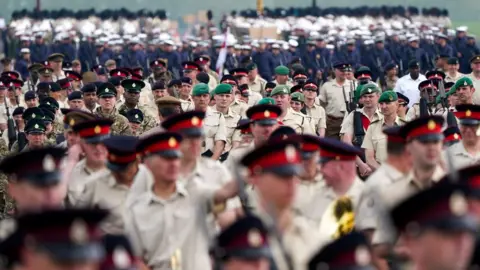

left=69, top=119, right=75, bottom=126
left=168, top=137, right=177, bottom=147
left=367, top=89, right=372, bottom=93
left=450, top=192, right=468, bottom=216
left=191, top=116, right=200, bottom=126
left=427, top=120, right=436, bottom=130
left=355, top=246, right=371, bottom=266
left=105, top=89, right=109, bottom=93
left=247, top=229, right=262, bottom=247
left=113, top=247, right=132, bottom=268
left=34, top=124, right=39, bottom=129
left=70, top=219, right=88, bottom=244
left=32, top=113, right=36, bottom=118
left=42, top=154, right=56, bottom=172
left=155, top=61, right=158, bottom=65
left=453, top=133, right=459, bottom=140
left=285, top=145, right=297, bottom=162
left=466, top=110, right=472, bottom=117
left=389, top=95, right=393, bottom=101
left=465, top=80, right=468, bottom=86
left=94, top=125, right=102, bottom=134
left=117, top=71, right=121, bottom=75
left=135, top=114, right=139, bottom=119
left=264, top=110, right=271, bottom=118
left=45, top=69, right=50, bottom=74
left=132, top=83, right=136, bottom=88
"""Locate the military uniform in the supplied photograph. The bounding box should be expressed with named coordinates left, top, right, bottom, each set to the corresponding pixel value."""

left=229, top=99, right=249, bottom=117
left=68, top=158, right=108, bottom=205
left=94, top=107, right=133, bottom=136
left=366, top=163, right=410, bottom=189
left=445, top=72, right=465, bottom=83
left=215, top=108, right=241, bottom=153
left=281, top=108, right=315, bottom=134
left=466, top=72, right=480, bottom=104
left=248, top=75, right=267, bottom=94
left=224, top=142, right=255, bottom=173
left=118, top=104, right=157, bottom=134
left=203, top=107, right=227, bottom=154
left=0, top=138, right=12, bottom=218
left=180, top=97, right=195, bottom=112
left=304, top=103, right=326, bottom=135
left=318, top=79, right=352, bottom=138
left=361, top=117, right=407, bottom=164
left=340, top=108, right=382, bottom=141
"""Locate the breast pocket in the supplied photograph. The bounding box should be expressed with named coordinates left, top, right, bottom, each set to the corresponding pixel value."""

left=137, top=213, right=165, bottom=252
left=225, top=122, right=238, bottom=140
left=371, top=134, right=387, bottom=162
left=204, top=117, right=219, bottom=138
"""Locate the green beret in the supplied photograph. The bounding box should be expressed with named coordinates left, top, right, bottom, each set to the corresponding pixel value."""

left=246, top=63, right=257, bottom=71
left=275, top=65, right=290, bottom=76
left=121, top=79, right=145, bottom=93
left=270, top=85, right=290, bottom=97
left=257, top=97, right=276, bottom=105
left=454, top=77, right=473, bottom=89
left=446, top=85, right=456, bottom=96
left=192, top=83, right=210, bottom=96
left=378, top=91, right=398, bottom=103
left=359, top=83, right=380, bottom=97
left=290, top=92, right=305, bottom=103
left=214, top=83, right=233, bottom=95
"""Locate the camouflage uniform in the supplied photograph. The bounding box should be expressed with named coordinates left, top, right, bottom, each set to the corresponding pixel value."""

left=0, top=138, right=13, bottom=219
left=94, top=107, right=133, bottom=136
left=53, top=118, right=65, bottom=137
left=118, top=104, right=157, bottom=135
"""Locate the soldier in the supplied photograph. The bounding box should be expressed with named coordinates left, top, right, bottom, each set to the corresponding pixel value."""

left=289, top=92, right=306, bottom=113
left=13, top=208, right=108, bottom=269
left=394, top=60, right=427, bottom=108
left=319, top=62, right=353, bottom=139
left=10, top=118, right=47, bottom=153
left=446, top=104, right=480, bottom=169
left=41, top=96, right=65, bottom=138
left=39, top=106, right=58, bottom=146
left=67, top=91, right=84, bottom=110
left=272, top=65, right=293, bottom=89
left=352, top=66, right=373, bottom=104
left=405, top=80, right=437, bottom=120
left=94, top=82, right=133, bottom=136
left=212, top=84, right=241, bottom=161
left=231, top=68, right=262, bottom=106
left=389, top=183, right=476, bottom=270
left=246, top=62, right=267, bottom=95
left=47, top=53, right=66, bottom=81
left=303, top=80, right=326, bottom=136
left=445, top=57, right=465, bottom=83
left=224, top=104, right=281, bottom=173
left=443, top=126, right=462, bottom=147
left=381, top=63, right=399, bottom=91
left=213, top=215, right=271, bottom=270
left=240, top=139, right=321, bottom=269
left=234, top=118, right=253, bottom=148
left=396, top=92, right=410, bottom=120
left=125, top=131, right=238, bottom=270
left=65, top=70, right=83, bottom=91
left=264, top=82, right=276, bottom=97
left=23, top=90, right=38, bottom=108
left=190, top=83, right=227, bottom=160
left=363, top=91, right=407, bottom=169
left=222, top=75, right=249, bottom=117
left=68, top=119, right=112, bottom=205
left=270, top=85, right=314, bottom=134
left=117, top=79, right=156, bottom=135
left=1, top=106, right=24, bottom=149
left=467, top=55, right=480, bottom=104
left=182, top=61, right=201, bottom=84
left=81, top=83, right=99, bottom=113
left=194, top=55, right=219, bottom=90
left=307, top=231, right=375, bottom=270
left=178, top=77, right=195, bottom=112
left=454, top=77, right=475, bottom=105
left=76, top=135, right=140, bottom=234
left=56, top=78, right=72, bottom=108
left=57, top=109, right=96, bottom=149
left=100, top=234, right=140, bottom=270
left=0, top=147, right=66, bottom=214
left=145, top=59, right=172, bottom=86
left=109, top=77, right=125, bottom=108
left=125, top=109, right=144, bottom=137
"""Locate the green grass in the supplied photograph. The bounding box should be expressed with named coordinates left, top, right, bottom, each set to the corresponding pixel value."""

left=453, top=21, right=480, bottom=37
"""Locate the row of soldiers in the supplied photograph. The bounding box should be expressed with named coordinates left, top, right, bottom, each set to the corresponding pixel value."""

left=2, top=99, right=480, bottom=269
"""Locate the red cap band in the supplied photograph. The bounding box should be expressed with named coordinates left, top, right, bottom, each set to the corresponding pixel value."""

left=78, top=126, right=110, bottom=138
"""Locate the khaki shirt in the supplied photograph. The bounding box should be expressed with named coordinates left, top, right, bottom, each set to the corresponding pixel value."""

left=272, top=80, right=294, bottom=90
left=213, top=108, right=241, bottom=153
left=248, top=76, right=267, bottom=94
left=366, top=163, right=410, bottom=190
left=340, top=108, right=382, bottom=136
left=304, top=103, right=327, bottom=134
left=67, top=159, right=108, bottom=205
left=247, top=91, right=263, bottom=107
left=372, top=166, right=444, bottom=244
left=224, top=142, right=255, bottom=174
left=76, top=170, right=130, bottom=234
left=229, top=99, right=249, bottom=117
left=444, top=142, right=480, bottom=170
left=281, top=108, right=315, bottom=135
left=466, top=73, right=480, bottom=105
left=180, top=97, right=195, bottom=112
left=203, top=107, right=227, bottom=152
left=445, top=72, right=465, bottom=83
left=125, top=183, right=214, bottom=270
left=318, top=79, right=352, bottom=118
left=293, top=176, right=325, bottom=216
left=361, top=117, right=407, bottom=164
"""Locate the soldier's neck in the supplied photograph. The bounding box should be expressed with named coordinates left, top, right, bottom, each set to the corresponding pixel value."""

left=412, top=165, right=436, bottom=186
left=179, top=94, right=190, bottom=100
left=383, top=114, right=397, bottom=125
left=153, top=181, right=177, bottom=199
left=473, top=71, right=480, bottom=78
left=180, top=156, right=198, bottom=175
left=386, top=156, right=411, bottom=174
left=330, top=176, right=355, bottom=196
left=101, top=107, right=114, bottom=114
left=304, top=98, right=315, bottom=107
left=125, top=102, right=137, bottom=109
left=363, top=106, right=376, bottom=117
left=215, top=106, right=228, bottom=114
left=85, top=159, right=105, bottom=171
left=335, top=78, right=346, bottom=85
left=463, top=139, right=480, bottom=154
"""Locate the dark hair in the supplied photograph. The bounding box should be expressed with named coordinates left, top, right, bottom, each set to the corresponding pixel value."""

left=159, top=106, right=180, bottom=118
left=387, top=141, right=406, bottom=155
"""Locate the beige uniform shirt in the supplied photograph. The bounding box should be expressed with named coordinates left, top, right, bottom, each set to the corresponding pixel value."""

left=373, top=166, right=444, bottom=244
left=248, top=76, right=267, bottom=94
left=229, top=99, right=249, bottom=117
left=125, top=184, right=214, bottom=270
left=445, top=72, right=465, bottom=83
left=213, top=108, right=241, bottom=153
left=203, top=107, right=227, bottom=153
left=68, top=159, right=108, bottom=205
left=366, top=163, right=410, bottom=189
left=248, top=91, right=263, bottom=107
left=293, top=176, right=325, bottom=216
left=76, top=170, right=130, bottom=234
left=361, top=117, right=407, bottom=164
left=224, top=142, right=255, bottom=174
left=340, top=109, right=382, bottom=137
left=304, top=103, right=327, bottom=134
left=297, top=178, right=377, bottom=238
left=281, top=108, right=315, bottom=134
left=467, top=73, right=480, bottom=105
left=445, top=142, right=480, bottom=170
left=318, top=80, right=352, bottom=118
left=180, top=97, right=195, bottom=112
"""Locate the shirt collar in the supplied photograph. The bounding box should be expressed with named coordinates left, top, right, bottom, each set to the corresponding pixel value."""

left=147, top=182, right=188, bottom=205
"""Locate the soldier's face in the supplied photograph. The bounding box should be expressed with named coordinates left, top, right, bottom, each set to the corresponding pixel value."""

left=80, top=140, right=107, bottom=163
left=407, top=140, right=442, bottom=168
left=459, top=125, right=480, bottom=144
left=301, top=153, right=319, bottom=179
left=99, top=96, right=116, bottom=110
left=472, top=61, right=480, bottom=72
left=68, top=99, right=84, bottom=110
left=290, top=101, right=303, bottom=112
left=0, top=89, right=5, bottom=98
left=27, top=133, right=45, bottom=146
left=193, top=94, right=210, bottom=110
left=65, top=131, right=80, bottom=148
left=214, top=93, right=231, bottom=109
left=9, top=181, right=64, bottom=212
left=153, top=89, right=168, bottom=99
left=456, top=86, right=474, bottom=103
left=276, top=75, right=288, bottom=84
left=447, top=64, right=459, bottom=73
left=144, top=155, right=180, bottom=183
left=124, top=91, right=140, bottom=104
left=180, top=137, right=203, bottom=159
left=405, top=229, right=475, bottom=270
left=83, top=92, right=98, bottom=107
left=379, top=101, right=398, bottom=116
left=320, top=160, right=357, bottom=187
left=253, top=172, right=298, bottom=210
left=179, top=84, right=192, bottom=96
left=251, top=122, right=277, bottom=144
left=303, top=88, right=317, bottom=99
left=236, top=76, right=248, bottom=85
left=272, top=94, right=290, bottom=109
left=224, top=258, right=269, bottom=270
